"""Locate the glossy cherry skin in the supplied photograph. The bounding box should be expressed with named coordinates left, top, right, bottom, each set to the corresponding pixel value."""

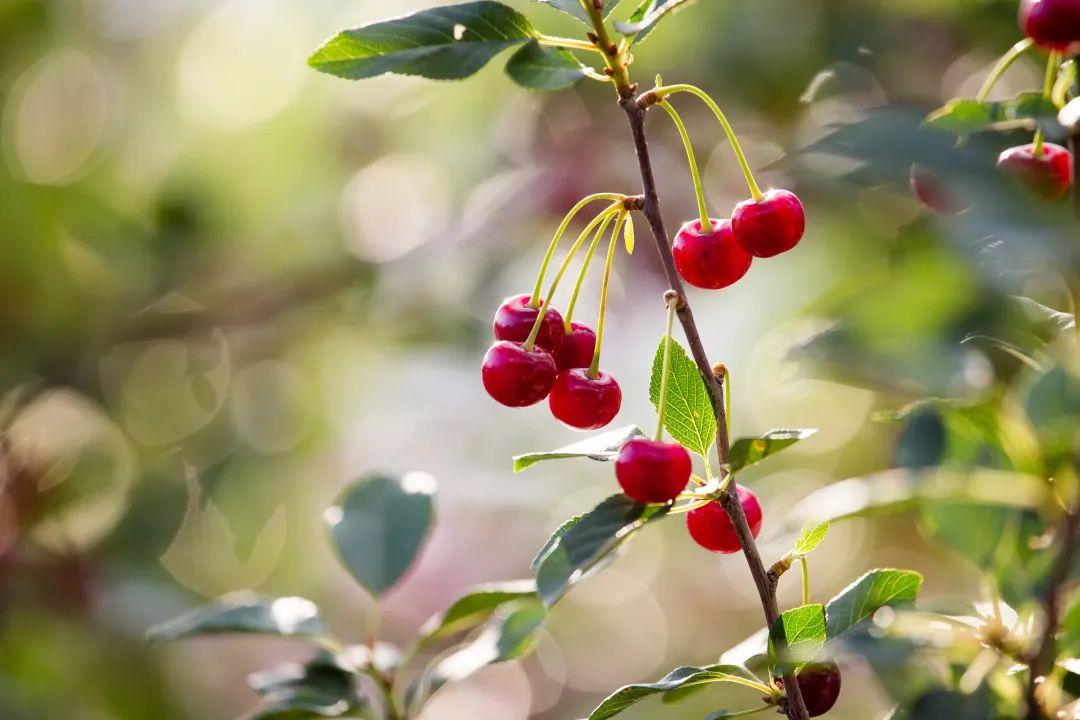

left=731, top=189, right=806, bottom=258
left=549, top=369, right=621, bottom=430
left=997, top=143, right=1073, bottom=200
left=686, top=486, right=762, bottom=553
left=615, top=438, right=692, bottom=504
left=481, top=341, right=557, bottom=407
left=793, top=662, right=842, bottom=717
left=493, top=294, right=565, bottom=353
left=555, top=322, right=597, bottom=371
left=1020, top=0, right=1080, bottom=51
left=909, top=164, right=966, bottom=214
left=672, top=219, right=752, bottom=290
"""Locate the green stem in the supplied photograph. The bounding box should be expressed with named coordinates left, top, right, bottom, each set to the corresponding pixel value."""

left=657, top=100, right=711, bottom=229
left=530, top=193, right=626, bottom=307
left=536, top=33, right=603, bottom=53
left=713, top=705, right=775, bottom=719
left=654, top=85, right=764, bottom=202
left=654, top=295, right=678, bottom=441
left=524, top=204, right=621, bottom=350
left=564, top=209, right=614, bottom=327
left=799, top=556, right=810, bottom=607
left=366, top=601, right=380, bottom=649
left=976, top=38, right=1036, bottom=102
left=1034, top=51, right=1061, bottom=156
left=588, top=210, right=626, bottom=377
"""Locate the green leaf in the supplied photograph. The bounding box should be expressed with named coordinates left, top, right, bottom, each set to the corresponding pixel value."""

left=246, top=654, right=362, bottom=720
left=792, top=520, right=830, bottom=556
left=1021, top=360, right=1080, bottom=468
left=615, top=0, right=698, bottom=43
left=924, top=93, right=1060, bottom=136
left=535, top=0, right=618, bottom=23
left=146, top=593, right=325, bottom=643
left=505, top=41, right=588, bottom=90
left=586, top=664, right=764, bottom=720
left=728, top=429, right=816, bottom=472
left=308, top=2, right=535, bottom=81
left=768, top=604, right=826, bottom=674
left=513, top=425, right=644, bottom=472
left=325, top=472, right=436, bottom=597
left=649, top=336, right=717, bottom=459
left=533, top=494, right=668, bottom=606
left=825, top=569, right=923, bottom=639
left=417, top=579, right=538, bottom=645
left=1059, top=597, right=1080, bottom=657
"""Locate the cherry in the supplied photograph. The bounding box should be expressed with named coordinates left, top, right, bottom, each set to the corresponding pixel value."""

left=997, top=143, right=1073, bottom=200
left=1020, top=0, right=1080, bottom=52
left=493, top=294, right=565, bottom=353
left=686, top=486, right=762, bottom=553
left=615, top=438, right=692, bottom=504
left=481, top=341, right=557, bottom=407
left=555, top=322, right=597, bottom=371
left=909, top=164, right=966, bottom=214
left=731, top=189, right=806, bottom=258
left=672, top=218, right=752, bottom=290
left=786, top=662, right=842, bottom=717
left=549, top=368, right=622, bottom=430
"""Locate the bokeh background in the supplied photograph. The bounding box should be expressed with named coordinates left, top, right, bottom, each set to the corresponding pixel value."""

left=0, top=0, right=1074, bottom=718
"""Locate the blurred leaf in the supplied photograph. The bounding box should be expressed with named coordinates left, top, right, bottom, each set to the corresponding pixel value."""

left=728, top=429, right=816, bottom=472
left=308, top=2, right=535, bottom=81
left=533, top=494, right=668, bottom=606
left=505, top=41, right=588, bottom=90
left=920, top=501, right=1028, bottom=569
left=535, top=0, right=617, bottom=23
left=719, top=627, right=770, bottom=674
left=513, top=425, right=643, bottom=472
left=925, top=94, right=1061, bottom=136
left=417, top=579, right=538, bottom=646
left=1012, top=296, right=1075, bottom=335
left=246, top=654, right=362, bottom=720
left=146, top=593, right=324, bottom=643
left=793, top=520, right=830, bottom=556
left=616, top=0, right=698, bottom=42
left=768, top=604, right=826, bottom=674
left=1060, top=598, right=1080, bottom=658
left=826, top=569, right=923, bottom=639
left=911, top=688, right=992, bottom=719
left=894, top=405, right=947, bottom=469
left=586, top=664, right=764, bottom=719
left=1021, top=360, right=1080, bottom=469
left=649, top=335, right=716, bottom=459
left=325, top=472, right=437, bottom=598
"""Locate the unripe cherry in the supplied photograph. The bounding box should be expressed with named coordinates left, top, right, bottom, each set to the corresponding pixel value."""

left=493, top=294, right=565, bottom=353
left=556, top=322, right=597, bottom=371
left=731, top=189, right=806, bottom=258
left=548, top=369, right=622, bottom=430
left=996, top=143, right=1073, bottom=200
left=481, top=341, right=556, bottom=407
left=1020, top=0, right=1080, bottom=52
left=615, top=438, right=692, bottom=504
left=672, top=218, right=752, bottom=290
left=686, top=486, right=762, bottom=553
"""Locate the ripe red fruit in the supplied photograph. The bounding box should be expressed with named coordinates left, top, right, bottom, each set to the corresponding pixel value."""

left=996, top=143, right=1073, bottom=200
left=731, top=189, right=806, bottom=258
left=481, top=341, right=557, bottom=407
left=909, top=164, right=966, bottom=214
left=555, top=322, right=597, bottom=371
left=549, top=369, right=622, bottom=430
left=672, top=219, right=752, bottom=290
left=1020, top=0, right=1080, bottom=51
left=792, top=662, right=842, bottom=717
left=615, top=438, right=692, bottom=504
left=686, top=486, right=762, bottom=553
left=493, top=294, right=565, bottom=352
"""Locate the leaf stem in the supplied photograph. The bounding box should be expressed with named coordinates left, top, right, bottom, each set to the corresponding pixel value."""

left=588, top=210, right=627, bottom=377
left=799, top=556, right=810, bottom=607
left=654, top=293, right=679, bottom=441
left=976, top=38, right=1036, bottom=102
left=536, top=33, right=604, bottom=53
left=657, top=100, right=711, bottom=228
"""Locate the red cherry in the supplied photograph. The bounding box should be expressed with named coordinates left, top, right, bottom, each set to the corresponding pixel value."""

left=549, top=369, right=622, bottom=430
left=672, top=218, right=752, bottom=290
left=615, top=438, right=692, bottom=504
left=686, top=486, right=762, bottom=553
left=997, top=143, right=1073, bottom=200
left=555, top=322, right=597, bottom=371
left=493, top=294, right=565, bottom=353
left=731, top=189, right=806, bottom=258
left=909, top=164, right=966, bottom=214
left=793, top=662, right=842, bottom=717
left=1020, top=0, right=1080, bottom=51
left=481, top=341, right=556, bottom=407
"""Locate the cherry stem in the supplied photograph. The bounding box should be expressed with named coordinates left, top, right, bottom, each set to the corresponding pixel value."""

left=523, top=203, right=621, bottom=350
left=654, top=85, right=765, bottom=202
left=799, top=556, right=810, bottom=606
left=976, top=38, right=1035, bottom=102
left=1034, top=51, right=1061, bottom=156
left=657, top=99, right=711, bottom=229
left=531, top=193, right=626, bottom=308
left=654, top=293, right=678, bottom=442
left=565, top=208, right=615, bottom=327
left=588, top=210, right=627, bottom=378
left=723, top=368, right=733, bottom=439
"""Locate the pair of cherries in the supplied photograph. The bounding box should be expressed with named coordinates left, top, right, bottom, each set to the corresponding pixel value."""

left=672, top=189, right=806, bottom=291
left=614, top=436, right=764, bottom=553
left=482, top=294, right=621, bottom=430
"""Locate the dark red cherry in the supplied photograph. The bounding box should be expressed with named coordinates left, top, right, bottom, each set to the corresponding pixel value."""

left=909, top=164, right=966, bottom=214
left=493, top=294, right=565, bottom=353
left=549, top=369, right=621, bottom=430
left=731, top=189, right=806, bottom=258
left=555, top=322, right=597, bottom=371
left=481, top=341, right=556, bottom=407
left=686, top=486, right=762, bottom=554
left=996, top=143, right=1073, bottom=200
left=672, top=218, right=752, bottom=290
left=615, top=438, right=692, bottom=504
left=793, top=662, right=842, bottom=717
left=1020, top=0, right=1080, bottom=51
